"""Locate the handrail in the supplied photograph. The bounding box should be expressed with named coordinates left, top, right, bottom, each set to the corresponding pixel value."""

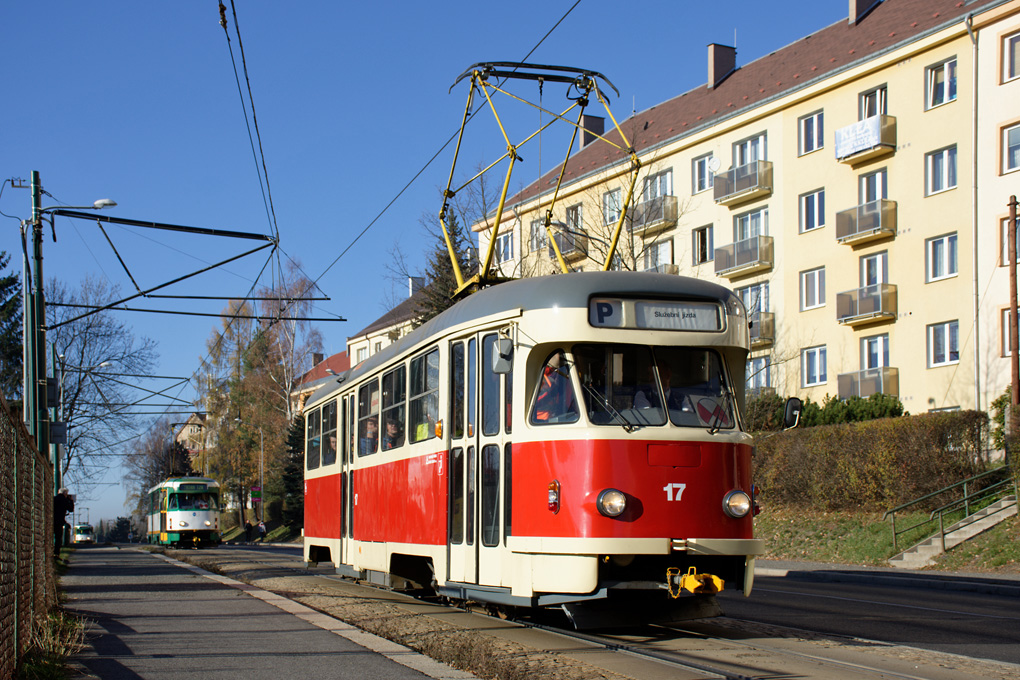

left=883, top=465, right=1014, bottom=552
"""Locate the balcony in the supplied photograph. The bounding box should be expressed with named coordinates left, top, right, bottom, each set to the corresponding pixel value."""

left=836, top=199, right=897, bottom=245
left=834, top=114, right=896, bottom=164
left=713, top=161, right=773, bottom=206
left=749, top=311, right=775, bottom=348
left=837, top=367, right=899, bottom=399
left=628, top=195, right=678, bottom=235
left=836, top=284, right=897, bottom=326
left=714, top=235, right=773, bottom=279
left=548, top=230, right=587, bottom=262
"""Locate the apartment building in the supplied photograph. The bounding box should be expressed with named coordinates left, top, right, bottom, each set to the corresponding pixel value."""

left=474, top=0, right=1020, bottom=414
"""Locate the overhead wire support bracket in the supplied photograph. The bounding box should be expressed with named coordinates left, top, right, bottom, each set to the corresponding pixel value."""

left=442, top=62, right=639, bottom=298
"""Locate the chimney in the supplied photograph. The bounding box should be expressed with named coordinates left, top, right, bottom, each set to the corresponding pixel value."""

left=312, top=352, right=324, bottom=366
left=409, top=276, right=426, bottom=296
left=707, top=44, right=736, bottom=90
left=580, top=114, right=604, bottom=149
left=848, top=0, right=880, bottom=25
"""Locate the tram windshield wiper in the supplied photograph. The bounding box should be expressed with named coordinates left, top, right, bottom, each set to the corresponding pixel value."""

left=579, top=380, right=639, bottom=433
left=707, top=389, right=734, bottom=435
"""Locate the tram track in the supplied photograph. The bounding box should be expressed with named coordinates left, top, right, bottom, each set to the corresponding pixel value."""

left=169, top=546, right=1014, bottom=680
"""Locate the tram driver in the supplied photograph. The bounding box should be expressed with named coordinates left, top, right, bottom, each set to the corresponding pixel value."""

left=532, top=350, right=578, bottom=424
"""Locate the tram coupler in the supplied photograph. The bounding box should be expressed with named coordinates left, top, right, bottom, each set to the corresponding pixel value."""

left=667, top=567, right=724, bottom=598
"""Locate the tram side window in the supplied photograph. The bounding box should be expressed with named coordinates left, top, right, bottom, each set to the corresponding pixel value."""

left=530, top=350, right=579, bottom=425
left=482, top=335, right=500, bottom=436
left=468, top=339, right=477, bottom=438
left=346, top=393, right=356, bottom=463
left=481, top=444, right=500, bottom=547
left=450, top=342, right=465, bottom=439
left=358, top=380, right=380, bottom=456
left=322, top=399, right=338, bottom=466
left=409, top=348, right=440, bottom=443
left=306, top=407, right=322, bottom=470
left=381, top=365, right=406, bottom=451
left=450, top=447, right=464, bottom=544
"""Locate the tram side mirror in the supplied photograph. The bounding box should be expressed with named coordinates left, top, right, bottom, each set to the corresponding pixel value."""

left=493, top=337, right=513, bottom=374
left=783, top=397, right=803, bottom=429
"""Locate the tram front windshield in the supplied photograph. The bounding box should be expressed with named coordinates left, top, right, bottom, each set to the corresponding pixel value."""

left=572, top=344, right=734, bottom=430
left=169, top=493, right=219, bottom=511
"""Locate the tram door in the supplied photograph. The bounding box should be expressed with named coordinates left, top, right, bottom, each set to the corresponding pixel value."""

left=341, top=392, right=355, bottom=567
left=447, top=332, right=512, bottom=587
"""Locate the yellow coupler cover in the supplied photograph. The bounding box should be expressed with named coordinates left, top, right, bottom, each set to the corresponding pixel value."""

left=667, top=567, right=725, bottom=598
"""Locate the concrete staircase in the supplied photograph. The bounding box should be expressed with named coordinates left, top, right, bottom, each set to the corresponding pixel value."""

left=888, top=495, right=1017, bottom=569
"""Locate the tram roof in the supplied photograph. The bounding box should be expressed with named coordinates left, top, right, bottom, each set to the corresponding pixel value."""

left=310, top=271, right=737, bottom=405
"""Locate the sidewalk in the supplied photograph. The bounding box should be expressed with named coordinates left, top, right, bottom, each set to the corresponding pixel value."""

left=756, top=558, right=1020, bottom=597
left=62, top=546, right=475, bottom=680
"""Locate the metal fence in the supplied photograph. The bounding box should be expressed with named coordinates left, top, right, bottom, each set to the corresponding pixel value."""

left=0, top=394, right=55, bottom=680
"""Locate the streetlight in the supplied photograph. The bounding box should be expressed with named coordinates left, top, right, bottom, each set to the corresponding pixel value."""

left=22, top=170, right=116, bottom=494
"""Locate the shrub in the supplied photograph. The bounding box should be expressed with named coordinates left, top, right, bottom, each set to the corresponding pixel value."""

left=753, top=410, right=988, bottom=512
left=744, top=391, right=904, bottom=431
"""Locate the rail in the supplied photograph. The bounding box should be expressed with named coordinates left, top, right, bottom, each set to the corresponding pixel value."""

left=882, top=466, right=1016, bottom=551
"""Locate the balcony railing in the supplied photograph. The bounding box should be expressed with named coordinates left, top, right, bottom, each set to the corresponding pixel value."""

left=837, top=367, right=899, bottom=399
left=836, top=199, right=897, bottom=245
left=837, top=283, right=897, bottom=326
left=627, top=195, right=678, bottom=234
left=749, top=311, right=775, bottom=347
left=713, top=160, right=773, bottom=206
left=834, top=114, right=897, bottom=164
left=548, top=230, right=587, bottom=261
left=714, top=235, right=773, bottom=279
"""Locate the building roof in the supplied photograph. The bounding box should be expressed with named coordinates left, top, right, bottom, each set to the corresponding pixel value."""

left=348, top=293, right=422, bottom=341
left=295, top=351, right=350, bottom=389
left=501, top=0, right=996, bottom=212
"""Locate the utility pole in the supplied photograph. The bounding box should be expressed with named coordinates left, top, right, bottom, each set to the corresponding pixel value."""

left=1009, top=195, right=1018, bottom=464
left=30, top=171, right=53, bottom=491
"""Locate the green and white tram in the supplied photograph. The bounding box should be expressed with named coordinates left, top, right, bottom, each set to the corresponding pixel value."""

left=73, top=524, right=94, bottom=544
left=146, top=477, right=222, bottom=547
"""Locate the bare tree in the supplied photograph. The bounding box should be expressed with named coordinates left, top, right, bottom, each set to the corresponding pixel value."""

left=46, top=276, right=159, bottom=492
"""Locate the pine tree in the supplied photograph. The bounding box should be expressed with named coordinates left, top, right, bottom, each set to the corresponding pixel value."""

left=0, top=252, right=22, bottom=400
left=414, top=209, right=473, bottom=326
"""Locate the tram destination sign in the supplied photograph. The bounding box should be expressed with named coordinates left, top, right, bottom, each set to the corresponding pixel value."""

left=589, top=298, right=723, bottom=331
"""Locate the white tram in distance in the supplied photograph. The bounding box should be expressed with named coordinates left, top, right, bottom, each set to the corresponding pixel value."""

left=73, top=523, right=94, bottom=544
left=146, top=477, right=222, bottom=548
left=303, top=271, right=788, bottom=626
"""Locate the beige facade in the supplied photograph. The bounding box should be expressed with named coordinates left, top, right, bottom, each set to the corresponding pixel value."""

left=474, top=0, right=1020, bottom=414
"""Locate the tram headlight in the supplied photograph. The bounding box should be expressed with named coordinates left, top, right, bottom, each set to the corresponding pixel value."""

left=722, top=490, right=752, bottom=518
left=596, top=489, right=627, bottom=517
left=204, top=520, right=212, bottom=527
left=178, top=521, right=189, bottom=528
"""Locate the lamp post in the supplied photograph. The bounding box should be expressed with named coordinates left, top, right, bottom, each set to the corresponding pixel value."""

left=23, top=171, right=116, bottom=494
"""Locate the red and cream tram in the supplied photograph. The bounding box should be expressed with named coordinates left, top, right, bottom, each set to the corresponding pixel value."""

left=304, top=271, right=775, bottom=626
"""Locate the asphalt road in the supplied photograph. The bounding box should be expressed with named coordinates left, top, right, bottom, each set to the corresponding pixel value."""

left=719, top=574, right=1020, bottom=665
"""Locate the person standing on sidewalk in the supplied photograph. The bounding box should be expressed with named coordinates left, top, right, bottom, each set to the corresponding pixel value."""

left=244, top=521, right=253, bottom=543
left=257, top=521, right=266, bottom=542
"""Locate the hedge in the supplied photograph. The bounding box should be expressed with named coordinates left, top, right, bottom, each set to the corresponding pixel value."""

left=753, top=410, right=989, bottom=512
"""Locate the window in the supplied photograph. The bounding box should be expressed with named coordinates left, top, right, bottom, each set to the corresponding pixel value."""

left=530, top=350, right=579, bottom=425
left=1003, top=308, right=1016, bottom=357
left=1004, top=123, right=1020, bottom=174
left=494, top=231, right=513, bottom=263
left=800, top=267, right=825, bottom=310
left=799, top=111, right=824, bottom=155
left=926, top=146, right=957, bottom=195
left=928, top=320, right=960, bottom=367
left=746, top=356, right=771, bottom=393
left=861, top=334, right=889, bottom=369
left=860, top=168, right=888, bottom=203
left=1004, top=30, right=1020, bottom=82
left=692, top=225, right=713, bottom=265
left=643, top=239, right=673, bottom=271
left=305, top=407, right=321, bottom=470
left=409, top=348, right=439, bottom=443
left=733, top=133, right=767, bottom=166
left=801, top=346, right=827, bottom=387
left=643, top=170, right=673, bottom=200
left=926, top=58, right=957, bottom=109
left=356, top=347, right=368, bottom=363
left=860, top=251, right=887, bottom=287
left=860, top=85, right=887, bottom=119
left=529, top=219, right=547, bottom=252
left=565, top=204, right=583, bottom=232
left=380, top=365, right=406, bottom=451
left=1002, top=215, right=1020, bottom=266
left=602, top=189, right=621, bottom=226
left=734, top=207, right=768, bottom=241
left=322, top=400, right=337, bottom=466
left=373, top=341, right=382, bottom=354
left=926, top=233, right=958, bottom=282
left=735, top=282, right=769, bottom=315
left=800, top=189, right=825, bottom=232
left=357, top=379, right=380, bottom=456
left=692, top=154, right=714, bottom=193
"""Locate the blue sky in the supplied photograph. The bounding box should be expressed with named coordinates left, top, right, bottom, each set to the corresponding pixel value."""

left=2, top=1, right=846, bottom=521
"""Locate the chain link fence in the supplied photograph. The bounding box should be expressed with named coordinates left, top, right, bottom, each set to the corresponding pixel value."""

left=1, top=395, right=55, bottom=680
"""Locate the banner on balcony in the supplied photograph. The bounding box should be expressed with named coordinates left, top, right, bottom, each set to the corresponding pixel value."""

left=835, top=116, right=881, bottom=160
left=590, top=298, right=722, bottom=331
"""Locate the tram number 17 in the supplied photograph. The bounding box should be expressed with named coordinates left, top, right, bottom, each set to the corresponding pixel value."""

left=663, top=483, right=687, bottom=502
